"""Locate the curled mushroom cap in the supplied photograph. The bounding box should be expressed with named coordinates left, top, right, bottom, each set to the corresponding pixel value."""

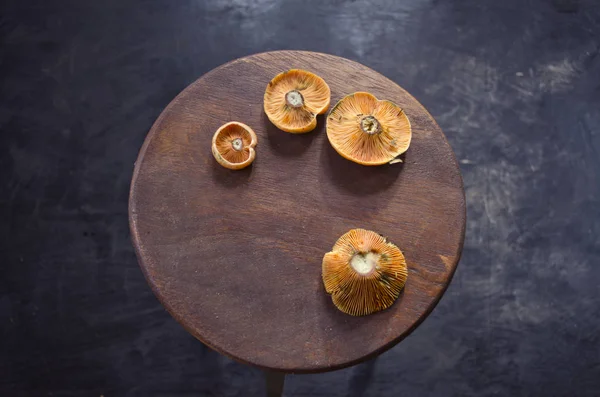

left=322, top=229, right=408, bottom=316
left=264, top=69, right=331, bottom=133
left=211, top=122, right=258, bottom=170
left=326, top=92, right=412, bottom=166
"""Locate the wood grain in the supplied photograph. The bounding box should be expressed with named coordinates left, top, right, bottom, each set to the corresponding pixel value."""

left=129, top=51, right=466, bottom=373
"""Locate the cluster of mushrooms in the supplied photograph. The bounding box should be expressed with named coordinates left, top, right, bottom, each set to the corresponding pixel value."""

left=211, top=69, right=411, bottom=316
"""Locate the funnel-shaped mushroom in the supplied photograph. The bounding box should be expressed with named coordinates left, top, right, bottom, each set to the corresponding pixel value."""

left=322, top=229, right=408, bottom=316
left=326, top=92, right=412, bottom=166
left=264, top=69, right=330, bottom=133
left=211, top=122, right=258, bottom=170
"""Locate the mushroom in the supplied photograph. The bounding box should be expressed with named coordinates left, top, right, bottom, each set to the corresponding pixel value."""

left=326, top=92, right=412, bottom=166
left=322, top=229, right=408, bottom=316
left=211, top=122, right=258, bottom=170
left=264, top=69, right=331, bottom=133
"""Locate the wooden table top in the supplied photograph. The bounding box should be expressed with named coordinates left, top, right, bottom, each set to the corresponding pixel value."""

left=129, top=51, right=466, bottom=373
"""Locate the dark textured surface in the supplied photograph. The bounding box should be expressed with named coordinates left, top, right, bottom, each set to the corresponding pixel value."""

left=1, top=0, right=599, bottom=395
left=129, top=51, right=465, bottom=372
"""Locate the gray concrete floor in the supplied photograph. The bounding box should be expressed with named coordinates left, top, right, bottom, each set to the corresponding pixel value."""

left=1, top=0, right=599, bottom=395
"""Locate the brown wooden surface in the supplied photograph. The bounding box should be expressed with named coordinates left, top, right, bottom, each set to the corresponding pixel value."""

left=129, top=51, right=466, bottom=373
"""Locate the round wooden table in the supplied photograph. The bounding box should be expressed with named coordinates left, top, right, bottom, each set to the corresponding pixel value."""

left=129, top=51, right=465, bottom=393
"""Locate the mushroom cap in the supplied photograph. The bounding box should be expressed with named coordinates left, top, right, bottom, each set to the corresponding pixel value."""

left=326, top=92, right=412, bottom=166
left=322, top=228, right=408, bottom=316
left=211, top=122, right=258, bottom=170
left=264, top=69, right=331, bottom=133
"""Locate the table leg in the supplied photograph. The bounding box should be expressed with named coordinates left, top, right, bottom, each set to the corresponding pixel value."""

left=264, top=371, right=285, bottom=397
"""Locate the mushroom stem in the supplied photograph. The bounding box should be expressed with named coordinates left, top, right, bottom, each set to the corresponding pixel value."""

left=231, top=138, right=243, bottom=151
left=360, top=116, right=382, bottom=135
left=350, top=252, right=378, bottom=275
left=285, top=90, right=304, bottom=108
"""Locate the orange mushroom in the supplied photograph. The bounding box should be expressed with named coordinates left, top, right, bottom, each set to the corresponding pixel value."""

left=326, top=92, right=411, bottom=166
left=264, top=69, right=330, bottom=133
left=211, top=122, right=257, bottom=170
left=322, top=228, right=408, bottom=316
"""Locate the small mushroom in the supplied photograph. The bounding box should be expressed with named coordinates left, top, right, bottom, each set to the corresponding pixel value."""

left=322, top=228, right=408, bottom=316
left=264, top=69, right=331, bottom=133
left=326, top=92, right=412, bottom=166
left=211, top=122, right=258, bottom=170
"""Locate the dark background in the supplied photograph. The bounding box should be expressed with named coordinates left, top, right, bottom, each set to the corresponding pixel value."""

left=1, top=0, right=599, bottom=396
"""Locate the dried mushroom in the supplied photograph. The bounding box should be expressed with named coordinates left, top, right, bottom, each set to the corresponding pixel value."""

left=264, top=69, right=330, bottom=133
left=326, top=92, right=411, bottom=166
left=322, top=228, right=408, bottom=316
left=211, top=122, right=257, bottom=170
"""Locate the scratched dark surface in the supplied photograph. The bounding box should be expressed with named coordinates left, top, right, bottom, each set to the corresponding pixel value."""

left=1, top=0, right=599, bottom=396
